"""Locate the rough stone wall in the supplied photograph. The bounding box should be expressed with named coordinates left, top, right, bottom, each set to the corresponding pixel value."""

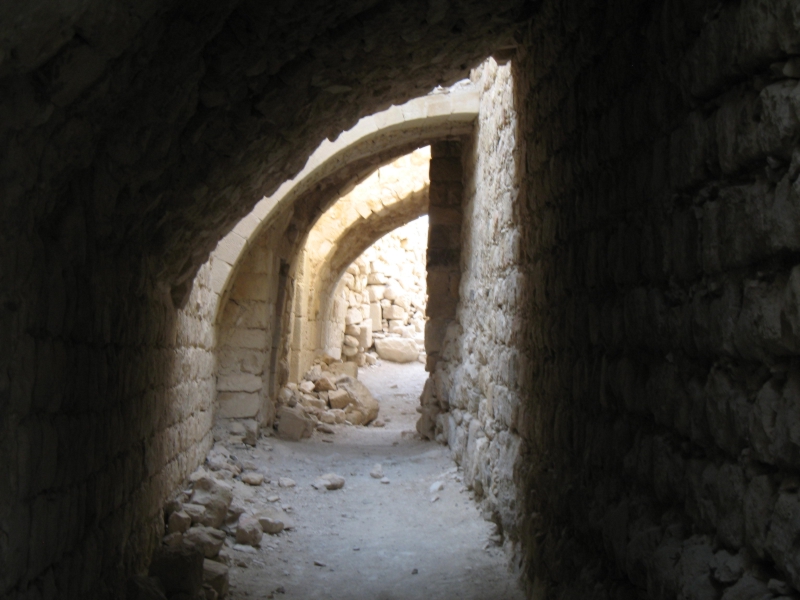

left=511, top=0, right=800, bottom=597
left=419, top=60, right=525, bottom=546
left=1, top=262, right=215, bottom=599
left=335, top=219, right=428, bottom=363
left=424, top=141, right=465, bottom=373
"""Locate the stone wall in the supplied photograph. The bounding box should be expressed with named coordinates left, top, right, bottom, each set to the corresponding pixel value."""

left=424, top=142, right=465, bottom=373
left=215, top=216, right=288, bottom=425
left=1, top=258, right=216, bottom=598
left=510, top=0, right=800, bottom=597
left=335, top=218, right=428, bottom=364
left=418, top=59, right=525, bottom=548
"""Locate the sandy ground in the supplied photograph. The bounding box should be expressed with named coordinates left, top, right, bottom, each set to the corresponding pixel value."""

left=224, top=361, right=525, bottom=600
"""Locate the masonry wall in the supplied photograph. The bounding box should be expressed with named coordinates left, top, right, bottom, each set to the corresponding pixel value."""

left=1, top=255, right=216, bottom=599
left=334, top=219, right=428, bottom=364
left=216, top=233, right=284, bottom=425
left=420, top=59, right=526, bottom=546
left=509, top=0, right=800, bottom=597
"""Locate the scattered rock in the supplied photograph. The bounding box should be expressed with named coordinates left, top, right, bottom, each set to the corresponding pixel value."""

left=203, top=583, right=219, bottom=600
left=325, top=362, right=358, bottom=379
left=374, top=337, right=419, bottom=363
left=183, top=503, right=207, bottom=524
left=430, top=481, right=444, bottom=493
left=380, top=477, right=390, bottom=484
left=333, top=376, right=379, bottom=424
left=276, top=406, right=314, bottom=441
left=278, top=478, right=296, bottom=488
left=168, top=510, right=192, bottom=534
left=183, top=526, right=226, bottom=558
left=328, top=388, right=351, bottom=410
left=259, top=516, right=285, bottom=535
left=203, top=558, right=230, bottom=599
left=370, top=464, right=384, bottom=479
left=299, top=380, right=315, bottom=394
left=267, top=495, right=280, bottom=502
left=242, top=419, right=259, bottom=446
left=228, top=421, right=246, bottom=438
left=312, top=473, right=346, bottom=491
left=215, top=547, right=234, bottom=566
left=317, top=423, right=335, bottom=434
left=372, top=419, right=385, bottom=427
left=226, top=500, right=247, bottom=525
left=314, top=375, right=337, bottom=392
left=313, top=560, right=327, bottom=567
left=241, top=471, right=264, bottom=486
left=236, top=514, right=263, bottom=547
left=319, top=411, right=337, bottom=425
left=191, top=475, right=234, bottom=528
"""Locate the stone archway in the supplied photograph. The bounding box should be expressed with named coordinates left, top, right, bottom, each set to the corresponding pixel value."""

left=209, top=90, right=478, bottom=427
left=291, top=149, right=431, bottom=379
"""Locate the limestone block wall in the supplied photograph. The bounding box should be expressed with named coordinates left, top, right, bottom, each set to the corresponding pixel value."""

left=418, top=60, right=525, bottom=547
left=215, top=231, right=284, bottom=425
left=509, top=0, right=800, bottom=597
left=425, top=142, right=464, bottom=373
left=334, top=218, right=428, bottom=364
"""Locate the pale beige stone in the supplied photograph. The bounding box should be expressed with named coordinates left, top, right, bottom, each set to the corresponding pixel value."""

left=374, top=337, right=419, bottom=363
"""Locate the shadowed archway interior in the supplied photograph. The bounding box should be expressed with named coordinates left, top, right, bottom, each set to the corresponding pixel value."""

left=3, top=1, right=800, bottom=599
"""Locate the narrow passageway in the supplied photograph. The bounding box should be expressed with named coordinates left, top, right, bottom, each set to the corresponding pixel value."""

left=224, top=362, right=524, bottom=600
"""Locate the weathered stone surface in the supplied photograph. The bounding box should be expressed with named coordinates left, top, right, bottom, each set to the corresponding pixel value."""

left=236, top=514, right=263, bottom=547
left=374, top=338, right=419, bottom=363
left=183, top=526, right=226, bottom=558
left=258, top=511, right=286, bottom=535
left=191, top=476, right=234, bottom=529
left=168, top=510, right=192, bottom=535
left=325, top=362, right=358, bottom=379
left=333, top=376, right=380, bottom=424
left=241, top=471, right=264, bottom=486
left=328, top=388, right=352, bottom=410
left=183, top=503, right=207, bottom=524
left=314, top=375, right=337, bottom=392
left=276, top=405, right=314, bottom=441
left=312, top=473, right=346, bottom=491
left=203, top=558, right=230, bottom=599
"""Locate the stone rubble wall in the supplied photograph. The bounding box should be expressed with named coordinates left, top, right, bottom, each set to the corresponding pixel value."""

left=509, top=0, right=800, bottom=598
left=334, top=218, right=428, bottom=366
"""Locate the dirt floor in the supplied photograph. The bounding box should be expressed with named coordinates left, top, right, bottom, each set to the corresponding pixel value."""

left=222, top=360, right=524, bottom=600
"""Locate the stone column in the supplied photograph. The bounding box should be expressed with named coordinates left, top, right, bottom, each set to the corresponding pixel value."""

left=425, top=141, right=463, bottom=372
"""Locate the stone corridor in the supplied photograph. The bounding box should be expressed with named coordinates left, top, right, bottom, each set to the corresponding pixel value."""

left=3, top=1, right=800, bottom=599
